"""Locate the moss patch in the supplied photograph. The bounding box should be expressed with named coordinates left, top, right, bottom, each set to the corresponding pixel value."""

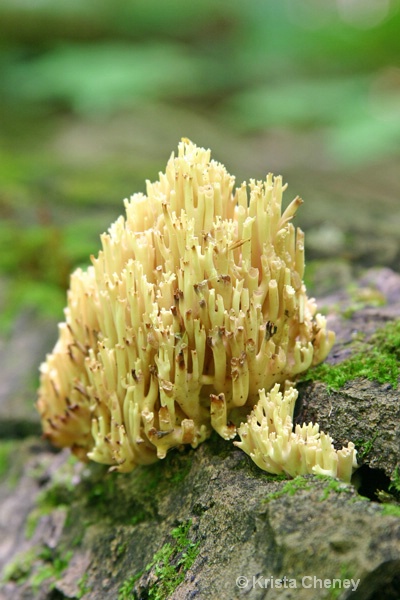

left=79, top=447, right=192, bottom=526
left=77, top=572, right=91, bottom=598
left=264, top=476, right=313, bottom=502
left=354, top=434, right=378, bottom=462
left=0, top=440, right=16, bottom=479
left=381, top=504, right=400, bottom=518
left=326, top=564, right=358, bottom=600
left=2, top=545, right=72, bottom=593
left=30, top=547, right=72, bottom=593
left=389, top=467, right=400, bottom=495
left=1, top=548, right=37, bottom=586
left=317, top=477, right=353, bottom=502
left=264, top=476, right=355, bottom=504
left=304, top=319, right=400, bottom=390
left=118, top=520, right=199, bottom=600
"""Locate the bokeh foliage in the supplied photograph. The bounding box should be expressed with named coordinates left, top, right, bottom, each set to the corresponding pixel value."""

left=1, top=0, right=400, bottom=331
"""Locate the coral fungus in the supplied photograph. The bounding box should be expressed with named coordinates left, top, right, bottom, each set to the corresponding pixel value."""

left=235, top=384, right=357, bottom=482
left=37, top=139, right=337, bottom=473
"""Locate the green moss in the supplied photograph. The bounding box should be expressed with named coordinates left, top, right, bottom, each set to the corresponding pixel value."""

left=265, top=476, right=354, bottom=504
left=77, top=572, right=91, bottom=598
left=264, top=476, right=313, bottom=502
left=86, top=470, right=151, bottom=524
left=25, top=505, right=68, bottom=542
left=148, top=521, right=200, bottom=600
left=354, top=434, right=378, bottom=462
left=130, top=510, right=148, bottom=526
left=326, top=564, right=357, bottom=600
left=116, top=542, right=128, bottom=559
left=266, top=473, right=289, bottom=482
left=85, top=473, right=117, bottom=510
left=34, top=455, right=81, bottom=516
left=73, top=450, right=193, bottom=529
left=129, top=450, right=192, bottom=492
left=25, top=509, right=41, bottom=540
left=37, top=485, right=70, bottom=512
left=317, top=477, right=353, bottom=502
left=381, top=504, right=400, bottom=518
left=2, top=545, right=72, bottom=592
left=25, top=457, right=83, bottom=539
left=118, top=572, right=143, bottom=600
left=168, top=457, right=192, bottom=485
left=389, top=467, right=400, bottom=495
left=2, top=548, right=37, bottom=585
left=72, top=529, right=85, bottom=548
left=131, top=463, right=164, bottom=492
left=30, top=548, right=73, bottom=593
left=0, top=440, right=15, bottom=479
left=118, top=520, right=200, bottom=600
left=304, top=319, right=400, bottom=390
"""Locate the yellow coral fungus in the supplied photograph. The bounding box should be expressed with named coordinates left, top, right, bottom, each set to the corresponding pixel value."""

left=37, top=139, right=335, bottom=472
left=235, top=384, right=357, bottom=482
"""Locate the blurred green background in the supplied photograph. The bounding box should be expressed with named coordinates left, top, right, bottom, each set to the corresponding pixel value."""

left=1, top=0, right=400, bottom=333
